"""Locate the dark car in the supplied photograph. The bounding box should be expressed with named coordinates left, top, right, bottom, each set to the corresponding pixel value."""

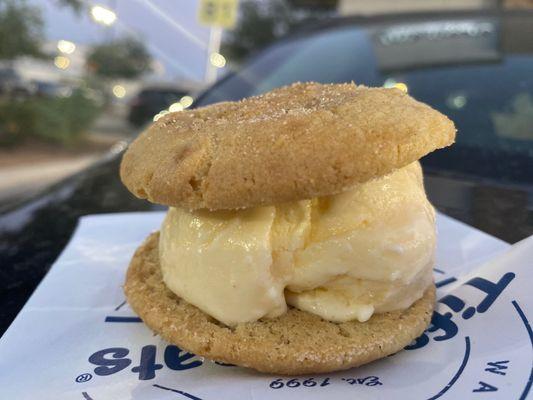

left=1, top=10, right=533, bottom=336
left=128, top=85, right=190, bottom=127
left=0, top=67, right=35, bottom=99
left=33, top=80, right=73, bottom=98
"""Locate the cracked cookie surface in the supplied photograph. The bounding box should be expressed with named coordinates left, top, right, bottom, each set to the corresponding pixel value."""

left=120, top=82, right=455, bottom=211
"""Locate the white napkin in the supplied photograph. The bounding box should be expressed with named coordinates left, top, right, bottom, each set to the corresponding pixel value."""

left=1, top=211, right=530, bottom=400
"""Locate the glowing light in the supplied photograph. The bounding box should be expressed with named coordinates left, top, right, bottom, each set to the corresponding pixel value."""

left=54, top=56, right=70, bottom=70
left=112, top=85, right=126, bottom=98
left=180, top=95, right=193, bottom=108
left=383, top=78, right=397, bottom=88
left=109, top=140, right=128, bottom=155
left=90, top=5, right=117, bottom=26
left=153, top=110, right=170, bottom=122
left=383, top=79, right=408, bottom=93
left=393, top=82, right=408, bottom=93
left=169, top=102, right=184, bottom=112
left=453, top=95, right=467, bottom=108
left=209, top=52, right=226, bottom=68
left=57, top=40, right=76, bottom=54
left=447, top=94, right=467, bottom=109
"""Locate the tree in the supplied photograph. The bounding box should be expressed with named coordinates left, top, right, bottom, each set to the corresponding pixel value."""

left=86, top=37, right=152, bottom=79
left=55, top=0, right=84, bottom=14
left=0, top=0, right=85, bottom=61
left=221, top=0, right=335, bottom=63
left=0, top=0, right=45, bottom=60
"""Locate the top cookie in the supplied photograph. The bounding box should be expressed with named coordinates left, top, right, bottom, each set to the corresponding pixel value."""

left=120, top=82, right=455, bottom=210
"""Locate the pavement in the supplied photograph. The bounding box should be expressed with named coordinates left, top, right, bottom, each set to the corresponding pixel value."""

left=0, top=155, right=100, bottom=204
left=0, top=106, right=136, bottom=209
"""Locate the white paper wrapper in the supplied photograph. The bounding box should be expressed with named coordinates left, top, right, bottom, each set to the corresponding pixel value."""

left=0, top=211, right=531, bottom=400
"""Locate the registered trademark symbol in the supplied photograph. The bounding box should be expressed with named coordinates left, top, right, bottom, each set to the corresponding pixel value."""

left=75, top=373, right=93, bottom=383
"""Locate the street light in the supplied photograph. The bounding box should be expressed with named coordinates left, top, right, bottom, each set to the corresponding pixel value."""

left=383, top=78, right=408, bottom=93
left=57, top=40, right=76, bottom=54
left=180, top=95, right=193, bottom=109
left=112, top=85, right=126, bottom=98
left=209, top=52, right=226, bottom=68
left=54, top=56, right=70, bottom=70
left=393, top=82, right=408, bottom=93
left=153, top=110, right=170, bottom=122
left=169, top=102, right=184, bottom=112
left=90, top=5, right=117, bottom=26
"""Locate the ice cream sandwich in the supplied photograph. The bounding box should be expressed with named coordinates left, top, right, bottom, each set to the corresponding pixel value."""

left=120, top=82, right=455, bottom=374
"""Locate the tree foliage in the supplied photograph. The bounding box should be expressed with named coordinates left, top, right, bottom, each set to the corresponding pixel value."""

left=86, top=37, right=152, bottom=79
left=221, top=0, right=333, bottom=63
left=55, top=0, right=84, bottom=14
left=0, top=0, right=89, bottom=60
left=0, top=0, right=45, bottom=60
left=0, top=89, right=101, bottom=145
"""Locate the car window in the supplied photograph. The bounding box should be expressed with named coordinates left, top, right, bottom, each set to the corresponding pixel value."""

left=196, top=20, right=533, bottom=184
left=392, top=57, right=533, bottom=149
left=197, top=26, right=380, bottom=104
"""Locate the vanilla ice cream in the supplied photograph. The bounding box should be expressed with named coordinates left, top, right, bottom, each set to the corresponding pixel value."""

left=159, top=162, right=436, bottom=327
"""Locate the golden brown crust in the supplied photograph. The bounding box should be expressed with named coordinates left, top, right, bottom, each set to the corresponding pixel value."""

left=124, top=232, right=436, bottom=375
left=120, top=82, right=455, bottom=210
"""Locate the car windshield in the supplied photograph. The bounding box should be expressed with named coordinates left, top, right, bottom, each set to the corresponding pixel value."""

left=140, top=89, right=185, bottom=101
left=197, top=15, right=533, bottom=184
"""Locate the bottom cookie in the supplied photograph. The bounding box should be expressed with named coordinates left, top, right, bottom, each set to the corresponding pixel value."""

left=124, top=232, right=435, bottom=375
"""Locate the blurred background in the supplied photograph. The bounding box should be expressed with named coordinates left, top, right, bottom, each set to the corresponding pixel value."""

left=3, top=0, right=533, bottom=334
left=0, top=0, right=532, bottom=209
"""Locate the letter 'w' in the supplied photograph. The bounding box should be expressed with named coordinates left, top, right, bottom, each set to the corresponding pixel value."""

left=485, top=360, right=509, bottom=376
